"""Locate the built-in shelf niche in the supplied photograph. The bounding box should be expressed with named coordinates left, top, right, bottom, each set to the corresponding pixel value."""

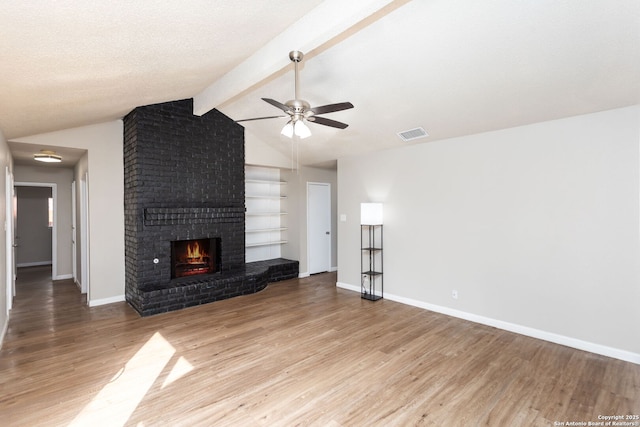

left=245, top=166, right=288, bottom=261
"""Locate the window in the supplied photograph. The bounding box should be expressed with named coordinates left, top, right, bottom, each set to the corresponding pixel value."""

left=48, top=197, right=53, bottom=228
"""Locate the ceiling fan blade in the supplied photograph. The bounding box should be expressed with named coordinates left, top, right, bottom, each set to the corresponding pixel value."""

left=235, top=115, right=286, bottom=123
left=310, top=102, right=354, bottom=115
left=262, top=98, right=292, bottom=113
left=308, top=116, right=349, bottom=129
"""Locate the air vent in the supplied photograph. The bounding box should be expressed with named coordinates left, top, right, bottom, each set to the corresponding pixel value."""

left=397, top=127, right=429, bottom=142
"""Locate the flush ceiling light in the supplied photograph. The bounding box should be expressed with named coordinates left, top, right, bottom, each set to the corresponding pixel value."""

left=34, top=150, right=62, bottom=163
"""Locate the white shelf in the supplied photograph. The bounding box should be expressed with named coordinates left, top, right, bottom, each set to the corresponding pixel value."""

left=245, top=165, right=288, bottom=262
left=246, top=240, right=288, bottom=248
left=246, top=227, right=288, bottom=233
left=246, top=195, right=288, bottom=199
left=245, top=179, right=287, bottom=185
left=246, top=212, right=288, bottom=216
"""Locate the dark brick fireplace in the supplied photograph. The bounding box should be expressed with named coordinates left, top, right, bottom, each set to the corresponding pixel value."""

left=124, top=99, right=298, bottom=316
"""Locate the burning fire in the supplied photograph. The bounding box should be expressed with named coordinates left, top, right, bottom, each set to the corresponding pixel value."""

left=186, top=241, right=206, bottom=262
left=172, top=238, right=215, bottom=279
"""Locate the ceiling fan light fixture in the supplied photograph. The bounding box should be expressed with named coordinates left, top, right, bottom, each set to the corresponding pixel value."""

left=237, top=51, right=353, bottom=138
left=294, top=120, right=311, bottom=139
left=281, top=121, right=294, bottom=138
left=33, top=150, right=62, bottom=163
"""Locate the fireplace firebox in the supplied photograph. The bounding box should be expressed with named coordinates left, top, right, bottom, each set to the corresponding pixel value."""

left=171, top=238, right=221, bottom=279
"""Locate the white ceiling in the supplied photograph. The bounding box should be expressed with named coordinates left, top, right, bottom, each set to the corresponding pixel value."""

left=1, top=0, right=638, bottom=167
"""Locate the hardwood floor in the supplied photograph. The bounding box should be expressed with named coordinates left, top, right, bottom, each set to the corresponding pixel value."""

left=1, top=266, right=638, bottom=426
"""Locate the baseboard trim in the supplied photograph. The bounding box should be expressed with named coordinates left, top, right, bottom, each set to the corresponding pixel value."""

left=16, top=261, right=52, bottom=268
left=336, top=282, right=640, bottom=365
left=89, top=295, right=125, bottom=307
left=53, top=274, right=73, bottom=281
left=336, top=282, right=359, bottom=293
left=300, top=267, right=337, bottom=279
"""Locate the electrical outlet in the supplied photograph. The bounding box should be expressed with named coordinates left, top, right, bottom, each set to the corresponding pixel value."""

left=451, top=290, right=458, bottom=299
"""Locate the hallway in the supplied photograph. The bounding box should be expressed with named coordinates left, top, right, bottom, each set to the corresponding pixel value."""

left=7, top=266, right=123, bottom=339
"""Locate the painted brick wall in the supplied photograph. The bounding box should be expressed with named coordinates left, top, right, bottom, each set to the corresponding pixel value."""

left=123, top=98, right=247, bottom=313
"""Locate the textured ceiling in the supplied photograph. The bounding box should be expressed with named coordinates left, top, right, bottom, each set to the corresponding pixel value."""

left=0, top=0, right=323, bottom=139
left=2, top=0, right=639, bottom=167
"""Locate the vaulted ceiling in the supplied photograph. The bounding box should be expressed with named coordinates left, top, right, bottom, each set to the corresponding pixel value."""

left=1, top=0, right=638, bottom=167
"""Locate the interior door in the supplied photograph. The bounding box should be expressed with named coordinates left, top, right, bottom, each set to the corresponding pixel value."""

left=307, top=182, right=331, bottom=275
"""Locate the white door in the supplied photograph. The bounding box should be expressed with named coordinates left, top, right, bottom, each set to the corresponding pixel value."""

left=307, top=182, right=331, bottom=274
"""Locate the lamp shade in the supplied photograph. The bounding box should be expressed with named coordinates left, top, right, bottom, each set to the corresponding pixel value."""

left=361, top=203, right=383, bottom=225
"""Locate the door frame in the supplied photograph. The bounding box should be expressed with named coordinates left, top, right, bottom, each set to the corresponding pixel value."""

left=14, top=182, right=58, bottom=279
left=5, top=167, right=15, bottom=314
left=71, top=180, right=77, bottom=285
left=307, top=182, right=331, bottom=275
left=79, top=173, right=89, bottom=297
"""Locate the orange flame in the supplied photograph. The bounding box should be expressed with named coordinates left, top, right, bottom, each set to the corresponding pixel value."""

left=184, top=241, right=208, bottom=263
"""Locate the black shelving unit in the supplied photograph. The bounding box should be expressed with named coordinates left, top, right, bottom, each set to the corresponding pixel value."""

left=361, top=224, right=383, bottom=301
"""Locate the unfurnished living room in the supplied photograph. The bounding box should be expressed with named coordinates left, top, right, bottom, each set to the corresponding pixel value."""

left=0, top=1, right=639, bottom=426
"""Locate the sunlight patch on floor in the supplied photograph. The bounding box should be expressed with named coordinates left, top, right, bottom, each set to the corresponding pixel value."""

left=69, top=332, right=176, bottom=426
left=162, top=356, right=194, bottom=389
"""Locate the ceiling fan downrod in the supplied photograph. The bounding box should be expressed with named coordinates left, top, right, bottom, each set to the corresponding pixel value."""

left=289, top=50, right=304, bottom=101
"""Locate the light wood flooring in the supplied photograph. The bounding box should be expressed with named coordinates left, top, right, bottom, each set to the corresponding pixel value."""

left=0, top=266, right=638, bottom=426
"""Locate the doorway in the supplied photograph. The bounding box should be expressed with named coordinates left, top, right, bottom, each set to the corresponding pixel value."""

left=307, top=182, right=331, bottom=275
left=14, top=183, right=57, bottom=280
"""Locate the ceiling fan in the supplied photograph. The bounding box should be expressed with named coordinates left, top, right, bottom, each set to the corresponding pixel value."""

left=236, top=50, right=354, bottom=139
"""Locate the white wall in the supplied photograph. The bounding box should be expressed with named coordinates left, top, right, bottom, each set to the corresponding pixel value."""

left=14, top=166, right=74, bottom=278
left=283, top=165, right=338, bottom=276
left=13, top=121, right=125, bottom=305
left=338, top=106, right=640, bottom=360
left=245, top=129, right=292, bottom=169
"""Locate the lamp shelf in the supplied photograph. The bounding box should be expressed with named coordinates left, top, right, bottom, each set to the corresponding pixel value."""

left=361, top=292, right=383, bottom=302
left=362, top=270, right=382, bottom=276
left=361, top=224, right=383, bottom=301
